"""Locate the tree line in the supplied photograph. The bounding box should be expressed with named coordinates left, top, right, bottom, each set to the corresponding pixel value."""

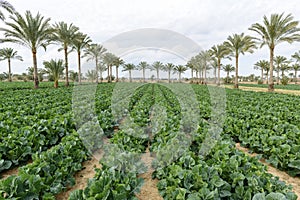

left=0, top=1, right=300, bottom=91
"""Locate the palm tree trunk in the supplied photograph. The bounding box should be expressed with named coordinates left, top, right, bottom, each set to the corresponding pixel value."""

left=54, top=80, right=58, bottom=88
left=106, top=65, right=109, bottom=83
left=32, top=50, right=39, bottom=89
left=96, top=58, right=99, bottom=84
left=156, top=70, right=159, bottom=83
left=191, top=69, right=194, bottom=82
left=78, top=52, right=81, bottom=84
left=8, top=58, right=12, bottom=82
left=214, top=67, right=217, bottom=84
left=227, top=72, right=229, bottom=83
left=129, top=70, right=132, bottom=82
left=196, top=71, right=199, bottom=83
left=295, top=70, right=298, bottom=84
left=64, top=47, right=69, bottom=87
left=266, top=72, right=269, bottom=84
left=179, top=73, right=181, bottom=83
left=116, top=66, right=119, bottom=82
left=204, top=65, right=207, bottom=84
left=100, top=70, right=103, bottom=83
left=234, top=55, right=239, bottom=88
left=201, top=69, right=204, bottom=84
left=268, top=47, right=274, bottom=91
left=217, top=59, right=221, bottom=86
left=143, top=68, right=145, bottom=83
left=261, top=69, right=264, bottom=82
left=109, top=65, right=112, bottom=83
left=168, top=70, right=171, bottom=83
left=276, top=66, right=280, bottom=85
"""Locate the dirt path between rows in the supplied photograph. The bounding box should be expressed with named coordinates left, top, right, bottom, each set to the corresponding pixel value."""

left=55, top=156, right=102, bottom=200
left=225, top=85, right=300, bottom=96
left=0, top=166, right=19, bottom=180
left=136, top=148, right=163, bottom=200
left=236, top=143, right=300, bottom=199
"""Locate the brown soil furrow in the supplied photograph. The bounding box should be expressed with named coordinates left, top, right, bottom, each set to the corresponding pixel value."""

left=236, top=143, right=300, bottom=199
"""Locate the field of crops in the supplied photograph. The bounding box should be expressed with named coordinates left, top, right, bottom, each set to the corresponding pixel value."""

left=0, top=82, right=299, bottom=199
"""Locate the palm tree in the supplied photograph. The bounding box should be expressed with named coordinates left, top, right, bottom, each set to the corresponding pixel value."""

left=114, top=57, right=124, bottom=82
left=164, top=63, right=175, bottom=83
left=71, top=32, right=91, bottom=84
left=0, top=0, right=15, bottom=21
left=85, top=69, right=97, bottom=82
left=52, top=22, right=79, bottom=87
left=69, top=70, right=79, bottom=82
left=0, top=47, right=23, bottom=82
left=186, top=60, right=195, bottom=82
left=174, top=65, right=187, bottom=82
left=280, top=64, right=290, bottom=78
left=274, top=55, right=288, bottom=84
left=97, top=61, right=107, bottom=82
left=83, top=43, right=107, bottom=84
left=224, top=33, right=256, bottom=88
left=222, top=64, right=235, bottom=84
left=137, top=61, right=149, bottom=83
left=198, top=50, right=212, bottom=84
left=151, top=61, right=164, bottom=82
left=291, top=51, right=300, bottom=84
left=249, top=13, right=300, bottom=91
left=210, top=44, right=230, bottom=85
left=254, top=60, right=269, bottom=83
left=43, top=59, right=64, bottom=88
left=102, top=52, right=117, bottom=83
left=0, top=11, right=53, bottom=88
left=122, top=63, right=135, bottom=82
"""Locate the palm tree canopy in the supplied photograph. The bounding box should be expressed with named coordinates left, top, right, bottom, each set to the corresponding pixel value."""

left=249, top=13, right=300, bottom=49
left=43, top=59, right=64, bottom=80
left=254, top=60, right=270, bottom=71
left=0, top=11, right=53, bottom=51
left=114, top=57, right=124, bottom=67
left=222, top=64, right=235, bottom=73
left=151, top=61, right=164, bottom=71
left=52, top=21, right=79, bottom=49
left=291, top=63, right=300, bottom=71
left=274, top=55, right=288, bottom=71
left=103, top=52, right=118, bottom=66
left=164, top=63, right=175, bottom=72
left=0, top=47, right=23, bottom=61
left=137, top=61, right=149, bottom=70
left=71, top=32, right=92, bottom=53
left=224, top=33, right=256, bottom=56
left=0, top=0, right=15, bottom=21
left=209, top=44, right=230, bottom=61
left=83, top=43, right=107, bottom=62
left=174, top=65, right=187, bottom=74
left=122, top=63, right=135, bottom=71
left=292, top=51, right=300, bottom=63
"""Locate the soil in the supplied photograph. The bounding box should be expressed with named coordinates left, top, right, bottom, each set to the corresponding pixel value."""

left=55, top=156, right=102, bottom=200
left=236, top=143, right=300, bottom=199
left=225, top=85, right=300, bottom=96
left=0, top=166, right=19, bottom=180
left=136, top=148, right=163, bottom=200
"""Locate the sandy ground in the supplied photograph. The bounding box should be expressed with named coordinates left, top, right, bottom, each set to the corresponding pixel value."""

left=225, top=85, right=300, bottom=96
left=55, top=156, right=101, bottom=200
left=236, top=143, right=300, bottom=199
left=0, top=166, right=19, bottom=180
left=136, top=148, right=163, bottom=200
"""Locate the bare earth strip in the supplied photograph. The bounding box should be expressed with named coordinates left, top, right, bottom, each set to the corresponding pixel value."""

left=236, top=143, right=300, bottom=199
left=0, top=167, right=19, bottom=180
left=225, top=85, right=300, bottom=95
left=55, top=156, right=102, bottom=200
left=136, top=148, right=163, bottom=200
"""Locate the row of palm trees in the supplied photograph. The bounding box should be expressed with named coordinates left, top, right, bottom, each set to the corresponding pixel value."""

left=185, top=13, right=300, bottom=91
left=0, top=1, right=300, bottom=91
left=254, top=53, right=300, bottom=84
left=85, top=61, right=187, bottom=83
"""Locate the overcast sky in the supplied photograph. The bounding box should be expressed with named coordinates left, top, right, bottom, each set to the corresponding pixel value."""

left=1, top=0, right=300, bottom=78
